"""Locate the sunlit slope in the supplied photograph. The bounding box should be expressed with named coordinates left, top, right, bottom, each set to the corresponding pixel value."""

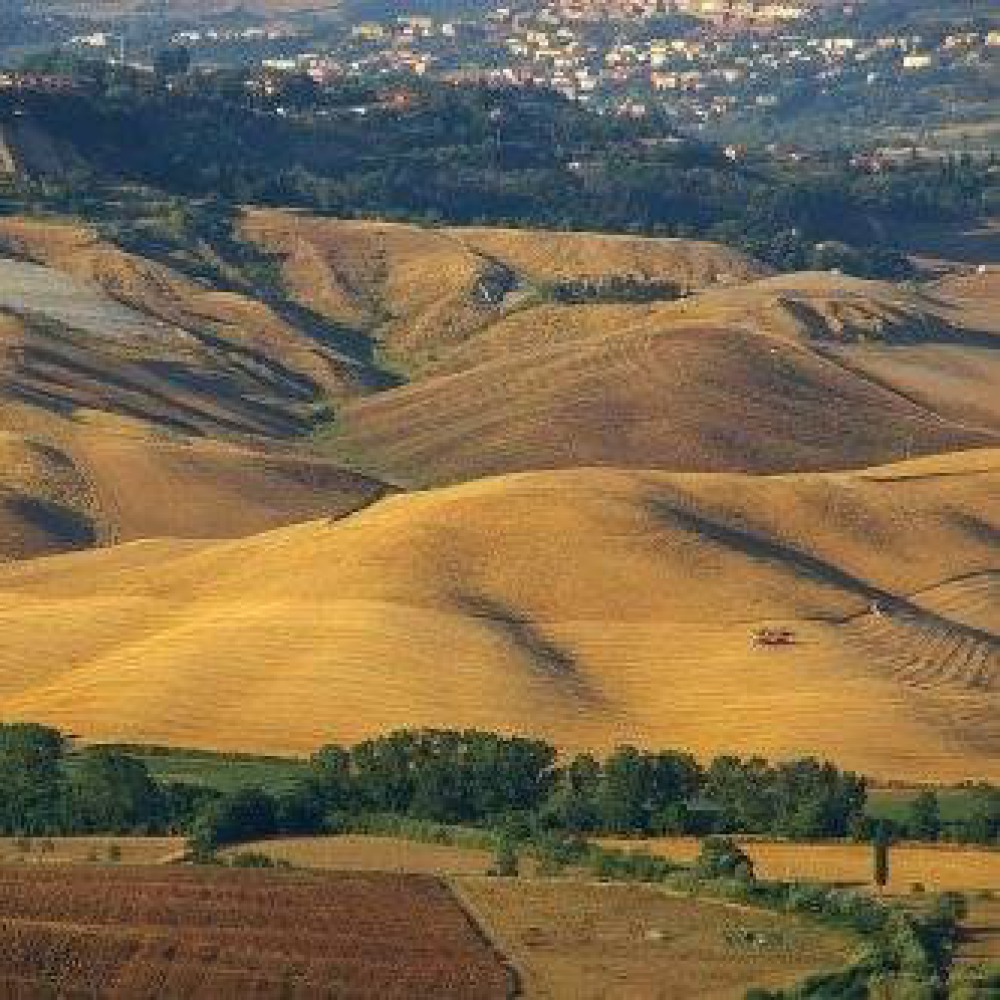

left=0, top=407, right=387, bottom=556
left=0, top=454, right=995, bottom=782
left=241, top=210, right=771, bottom=372
left=327, top=316, right=997, bottom=485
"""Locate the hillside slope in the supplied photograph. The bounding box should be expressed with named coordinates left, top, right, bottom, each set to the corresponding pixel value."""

left=0, top=218, right=385, bottom=437
left=241, top=210, right=771, bottom=374
left=0, top=452, right=995, bottom=782
left=0, top=428, right=96, bottom=560
left=0, top=405, right=387, bottom=559
left=324, top=269, right=1000, bottom=485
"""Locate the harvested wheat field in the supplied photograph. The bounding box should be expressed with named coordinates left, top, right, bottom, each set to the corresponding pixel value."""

left=602, top=838, right=1000, bottom=894
left=0, top=453, right=995, bottom=781
left=317, top=264, right=1000, bottom=486
left=327, top=312, right=998, bottom=486
left=0, top=217, right=387, bottom=432
left=456, top=877, right=853, bottom=1000
left=0, top=406, right=388, bottom=557
left=241, top=210, right=770, bottom=373
left=0, top=427, right=97, bottom=560
left=0, top=837, right=182, bottom=866
left=225, top=835, right=492, bottom=876
left=0, top=866, right=510, bottom=999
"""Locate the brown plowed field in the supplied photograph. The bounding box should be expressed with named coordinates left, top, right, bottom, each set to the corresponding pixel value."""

left=0, top=866, right=509, bottom=999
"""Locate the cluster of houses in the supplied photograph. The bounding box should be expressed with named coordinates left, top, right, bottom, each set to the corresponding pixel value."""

left=0, top=72, right=82, bottom=94
left=226, top=3, right=997, bottom=130
left=41, top=0, right=997, bottom=142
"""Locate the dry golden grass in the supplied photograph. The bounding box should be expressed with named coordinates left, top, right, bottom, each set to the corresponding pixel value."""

left=4, top=213, right=996, bottom=489
left=241, top=210, right=770, bottom=374
left=278, top=256, right=997, bottom=485
left=0, top=406, right=387, bottom=556
left=601, top=838, right=1000, bottom=894
left=0, top=454, right=994, bottom=781
left=327, top=309, right=998, bottom=486
left=0, top=426, right=97, bottom=559
left=456, top=877, right=853, bottom=1000
left=227, top=836, right=492, bottom=875
left=0, top=216, right=378, bottom=438
left=0, top=836, right=181, bottom=865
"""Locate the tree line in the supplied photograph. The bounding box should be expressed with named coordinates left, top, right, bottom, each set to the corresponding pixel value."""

left=2, top=723, right=996, bottom=853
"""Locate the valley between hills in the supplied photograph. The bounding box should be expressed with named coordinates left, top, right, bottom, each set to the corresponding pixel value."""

left=0, top=209, right=997, bottom=783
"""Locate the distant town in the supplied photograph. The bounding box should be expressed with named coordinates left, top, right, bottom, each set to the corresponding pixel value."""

left=4, top=0, right=999, bottom=153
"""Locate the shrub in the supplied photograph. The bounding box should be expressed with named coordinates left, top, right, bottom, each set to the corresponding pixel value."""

left=867, top=972, right=939, bottom=999
left=948, top=962, right=1000, bottom=999
left=188, top=786, right=277, bottom=853
left=487, top=840, right=518, bottom=877
left=695, top=836, right=755, bottom=881
left=229, top=851, right=290, bottom=869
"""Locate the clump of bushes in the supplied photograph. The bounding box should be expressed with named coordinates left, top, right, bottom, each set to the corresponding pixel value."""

left=695, top=836, right=754, bottom=882
left=228, top=851, right=291, bottom=870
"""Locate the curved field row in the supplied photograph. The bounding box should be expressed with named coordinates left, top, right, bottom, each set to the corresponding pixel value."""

left=329, top=320, right=996, bottom=486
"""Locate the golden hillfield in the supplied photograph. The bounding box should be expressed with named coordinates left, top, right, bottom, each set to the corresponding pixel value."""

left=0, top=210, right=998, bottom=783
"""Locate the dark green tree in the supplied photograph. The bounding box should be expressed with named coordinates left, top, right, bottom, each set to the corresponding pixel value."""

left=874, top=826, right=891, bottom=890
left=0, top=723, right=65, bottom=834
left=694, top=836, right=754, bottom=881
left=189, top=786, right=277, bottom=853
left=908, top=790, right=942, bottom=842
left=67, top=747, right=165, bottom=833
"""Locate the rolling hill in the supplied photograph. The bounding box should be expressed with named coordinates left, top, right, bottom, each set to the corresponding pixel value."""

left=0, top=407, right=388, bottom=560
left=0, top=208, right=997, bottom=783
left=319, top=267, right=1000, bottom=485
left=240, top=210, right=772, bottom=375
left=0, top=427, right=96, bottom=560
left=0, top=452, right=995, bottom=782
left=0, top=217, right=391, bottom=436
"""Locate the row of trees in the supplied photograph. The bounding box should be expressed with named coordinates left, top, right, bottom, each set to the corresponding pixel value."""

left=3, top=723, right=996, bottom=853
left=0, top=723, right=866, bottom=844
left=893, top=786, right=1000, bottom=846
left=193, top=730, right=870, bottom=849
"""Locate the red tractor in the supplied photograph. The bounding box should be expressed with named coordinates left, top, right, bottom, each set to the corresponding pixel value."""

left=750, top=627, right=797, bottom=649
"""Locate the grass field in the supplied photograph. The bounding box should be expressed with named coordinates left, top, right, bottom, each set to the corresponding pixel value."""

left=866, top=786, right=987, bottom=828
left=81, top=745, right=311, bottom=794
left=226, top=835, right=493, bottom=876
left=602, top=838, right=1000, bottom=894
left=457, top=877, right=853, bottom=1000
left=0, top=866, right=510, bottom=998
